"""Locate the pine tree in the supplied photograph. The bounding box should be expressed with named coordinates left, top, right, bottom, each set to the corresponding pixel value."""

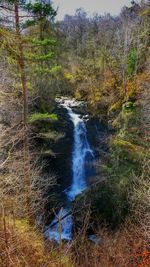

left=0, top=0, right=58, bottom=222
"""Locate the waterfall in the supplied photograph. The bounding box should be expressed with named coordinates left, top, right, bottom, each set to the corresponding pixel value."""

left=45, top=98, right=95, bottom=243
left=65, top=106, right=94, bottom=201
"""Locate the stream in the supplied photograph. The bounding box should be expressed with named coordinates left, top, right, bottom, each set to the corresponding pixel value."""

left=45, top=98, right=95, bottom=242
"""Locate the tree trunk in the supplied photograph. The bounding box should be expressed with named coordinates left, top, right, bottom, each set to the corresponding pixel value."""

left=14, top=1, right=32, bottom=223
left=123, top=68, right=127, bottom=97
left=14, top=1, right=27, bottom=123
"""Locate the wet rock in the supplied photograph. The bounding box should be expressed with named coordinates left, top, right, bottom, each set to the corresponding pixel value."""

left=43, top=98, right=108, bottom=231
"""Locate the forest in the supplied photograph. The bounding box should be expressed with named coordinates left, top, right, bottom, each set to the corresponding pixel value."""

left=0, top=0, right=150, bottom=266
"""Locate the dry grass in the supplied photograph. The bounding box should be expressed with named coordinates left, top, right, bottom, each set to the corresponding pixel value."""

left=0, top=216, right=72, bottom=267
left=71, top=220, right=150, bottom=267
left=0, top=215, right=149, bottom=267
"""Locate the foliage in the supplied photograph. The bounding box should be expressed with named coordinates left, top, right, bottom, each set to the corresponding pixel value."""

left=26, top=1, right=57, bottom=20
left=28, top=112, right=58, bottom=123
left=0, top=0, right=150, bottom=265
left=127, top=48, right=138, bottom=76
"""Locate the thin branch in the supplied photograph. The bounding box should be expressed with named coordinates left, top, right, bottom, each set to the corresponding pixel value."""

left=0, top=5, right=14, bottom=12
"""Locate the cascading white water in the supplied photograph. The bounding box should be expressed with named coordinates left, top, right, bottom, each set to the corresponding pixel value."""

left=45, top=208, right=73, bottom=241
left=45, top=98, right=95, bottom=243
left=65, top=106, right=94, bottom=201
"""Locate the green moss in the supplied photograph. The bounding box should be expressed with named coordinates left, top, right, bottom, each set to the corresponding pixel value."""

left=113, top=102, right=139, bottom=134
left=113, top=138, right=135, bottom=150
left=92, top=97, right=149, bottom=227
left=122, top=101, right=136, bottom=113
left=28, top=113, right=58, bottom=123
left=111, top=137, right=145, bottom=165
left=37, top=131, right=65, bottom=141
left=65, top=72, right=74, bottom=81
left=109, top=100, right=122, bottom=113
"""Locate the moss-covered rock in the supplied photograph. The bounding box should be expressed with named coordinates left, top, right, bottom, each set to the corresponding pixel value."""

left=28, top=112, right=58, bottom=123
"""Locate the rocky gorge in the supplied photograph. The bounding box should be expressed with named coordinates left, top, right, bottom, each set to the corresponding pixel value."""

left=31, top=97, right=108, bottom=241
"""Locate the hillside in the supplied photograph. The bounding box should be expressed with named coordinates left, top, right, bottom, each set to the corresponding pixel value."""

left=0, top=1, right=150, bottom=266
